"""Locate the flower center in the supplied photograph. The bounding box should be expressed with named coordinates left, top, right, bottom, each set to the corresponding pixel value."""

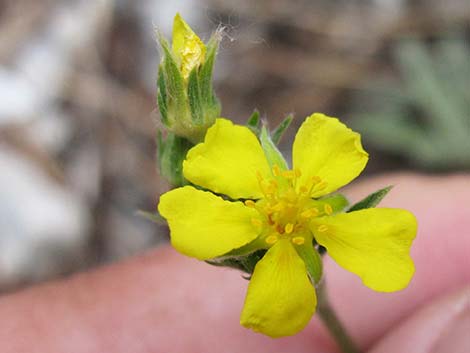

left=245, top=165, right=332, bottom=247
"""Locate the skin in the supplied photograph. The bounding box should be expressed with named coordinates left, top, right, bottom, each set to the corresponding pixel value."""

left=0, top=174, right=469, bottom=353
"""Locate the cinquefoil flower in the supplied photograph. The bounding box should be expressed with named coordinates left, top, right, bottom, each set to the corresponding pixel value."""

left=158, top=113, right=417, bottom=337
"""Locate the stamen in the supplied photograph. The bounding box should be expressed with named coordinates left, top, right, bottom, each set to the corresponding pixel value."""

left=311, top=176, right=322, bottom=184
left=285, top=223, right=294, bottom=234
left=265, top=235, right=279, bottom=244
left=294, top=168, right=302, bottom=177
left=281, top=170, right=296, bottom=179
left=276, top=224, right=285, bottom=234
left=267, top=214, right=275, bottom=225
left=244, top=200, right=256, bottom=208
left=272, top=164, right=281, bottom=177
left=324, top=204, right=333, bottom=215
left=251, top=218, right=262, bottom=227
left=286, top=188, right=297, bottom=202
left=291, top=236, right=305, bottom=245
left=315, top=181, right=328, bottom=191
left=301, top=208, right=319, bottom=218
left=317, top=225, right=329, bottom=233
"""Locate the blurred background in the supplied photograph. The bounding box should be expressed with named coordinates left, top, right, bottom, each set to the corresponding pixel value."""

left=0, top=0, right=468, bottom=291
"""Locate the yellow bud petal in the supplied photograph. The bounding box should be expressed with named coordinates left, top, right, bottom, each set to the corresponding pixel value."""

left=172, top=13, right=206, bottom=79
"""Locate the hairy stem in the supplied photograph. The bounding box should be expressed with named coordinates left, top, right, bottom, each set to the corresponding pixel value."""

left=316, top=280, right=361, bottom=353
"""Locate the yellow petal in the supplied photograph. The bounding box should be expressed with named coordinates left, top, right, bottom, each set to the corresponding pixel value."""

left=158, top=186, right=260, bottom=260
left=293, top=113, right=369, bottom=197
left=183, top=118, right=272, bottom=199
left=240, top=239, right=316, bottom=337
left=172, top=13, right=206, bottom=79
left=312, top=208, right=417, bottom=292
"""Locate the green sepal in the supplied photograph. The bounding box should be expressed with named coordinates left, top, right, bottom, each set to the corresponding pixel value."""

left=206, top=249, right=267, bottom=279
left=296, top=243, right=323, bottom=284
left=272, top=114, right=293, bottom=145
left=187, top=67, right=203, bottom=124
left=317, top=193, right=349, bottom=214
left=158, top=35, right=187, bottom=119
left=198, top=34, right=220, bottom=107
left=246, top=109, right=261, bottom=135
left=135, top=210, right=166, bottom=225
left=157, top=131, right=193, bottom=186
left=260, top=126, right=288, bottom=170
left=348, top=185, right=393, bottom=212
left=157, top=65, right=168, bottom=125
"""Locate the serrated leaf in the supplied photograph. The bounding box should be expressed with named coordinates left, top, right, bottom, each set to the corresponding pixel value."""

left=187, top=68, right=203, bottom=124
left=347, top=185, right=393, bottom=212
left=260, top=126, right=288, bottom=170
left=272, top=114, right=293, bottom=145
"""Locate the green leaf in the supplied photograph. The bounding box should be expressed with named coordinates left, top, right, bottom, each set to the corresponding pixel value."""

left=347, top=185, right=393, bottom=212
left=296, top=243, right=323, bottom=283
left=246, top=109, right=261, bottom=135
left=260, top=126, right=288, bottom=171
left=187, top=68, right=203, bottom=124
left=272, top=114, right=293, bottom=145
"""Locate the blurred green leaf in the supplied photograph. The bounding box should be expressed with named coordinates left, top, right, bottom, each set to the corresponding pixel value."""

left=348, top=186, right=392, bottom=212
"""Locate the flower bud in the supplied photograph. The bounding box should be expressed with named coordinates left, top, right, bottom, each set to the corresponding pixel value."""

left=157, top=13, right=221, bottom=144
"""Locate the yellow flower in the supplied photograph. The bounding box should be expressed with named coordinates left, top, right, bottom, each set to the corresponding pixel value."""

left=172, top=13, right=206, bottom=80
left=158, top=113, right=417, bottom=338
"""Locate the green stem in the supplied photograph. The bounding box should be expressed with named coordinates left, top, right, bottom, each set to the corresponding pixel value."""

left=316, top=280, right=361, bottom=353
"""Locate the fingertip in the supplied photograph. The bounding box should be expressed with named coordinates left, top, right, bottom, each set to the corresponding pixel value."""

left=368, top=285, right=470, bottom=353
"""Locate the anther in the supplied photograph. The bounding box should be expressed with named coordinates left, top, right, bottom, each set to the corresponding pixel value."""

left=294, top=168, right=302, bottom=177
left=316, top=181, right=328, bottom=191
left=311, top=176, right=322, bottom=184
left=251, top=218, right=262, bottom=227
left=291, top=236, right=305, bottom=245
left=285, top=223, right=294, bottom=234
left=272, top=164, right=281, bottom=177
left=317, top=225, right=329, bottom=233
left=244, top=200, right=256, bottom=208
left=282, top=170, right=296, bottom=179
left=301, top=208, right=319, bottom=218
left=269, top=180, right=278, bottom=191
left=265, top=235, right=279, bottom=244
left=324, top=204, right=333, bottom=215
